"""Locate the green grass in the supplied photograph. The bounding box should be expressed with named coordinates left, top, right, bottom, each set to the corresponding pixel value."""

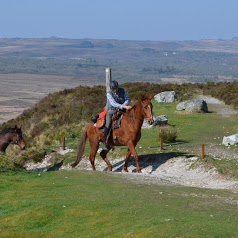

left=1, top=97, right=238, bottom=237
left=1, top=171, right=238, bottom=238
left=151, top=100, right=238, bottom=150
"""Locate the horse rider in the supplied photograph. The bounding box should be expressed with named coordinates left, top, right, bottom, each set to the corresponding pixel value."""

left=102, top=80, right=131, bottom=151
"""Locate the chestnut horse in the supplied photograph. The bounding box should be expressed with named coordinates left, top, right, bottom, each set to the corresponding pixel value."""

left=71, top=95, right=154, bottom=173
left=0, top=126, right=26, bottom=152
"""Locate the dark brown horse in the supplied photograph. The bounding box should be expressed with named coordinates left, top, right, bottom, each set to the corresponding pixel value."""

left=0, top=126, right=26, bottom=152
left=71, top=95, right=154, bottom=172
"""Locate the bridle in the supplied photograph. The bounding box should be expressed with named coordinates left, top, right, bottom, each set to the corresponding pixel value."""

left=0, top=133, right=21, bottom=145
left=142, top=102, right=154, bottom=123
left=121, top=100, right=153, bottom=122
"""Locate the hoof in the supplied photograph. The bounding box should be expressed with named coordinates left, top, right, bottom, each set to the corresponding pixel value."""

left=123, top=167, right=129, bottom=172
left=71, top=163, right=77, bottom=168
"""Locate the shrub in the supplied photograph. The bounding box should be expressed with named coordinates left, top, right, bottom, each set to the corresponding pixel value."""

left=0, top=146, right=29, bottom=171
left=158, top=126, right=178, bottom=143
left=0, top=154, right=17, bottom=172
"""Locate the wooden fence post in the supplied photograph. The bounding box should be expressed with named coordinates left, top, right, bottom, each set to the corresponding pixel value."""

left=160, top=138, right=163, bottom=151
left=63, top=137, right=66, bottom=150
left=201, top=144, right=205, bottom=160
left=105, top=67, right=111, bottom=92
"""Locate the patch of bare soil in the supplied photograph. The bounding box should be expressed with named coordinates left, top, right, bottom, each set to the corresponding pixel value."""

left=197, top=95, right=238, bottom=117
left=0, top=73, right=98, bottom=124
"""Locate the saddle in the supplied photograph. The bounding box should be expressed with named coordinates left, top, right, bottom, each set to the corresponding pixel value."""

left=93, top=108, right=124, bottom=129
left=94, top=108, right=106, bottom=129
left=112, top=110, right=124, bottom=129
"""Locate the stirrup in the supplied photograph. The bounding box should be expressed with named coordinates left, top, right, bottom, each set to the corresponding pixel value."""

left=114, top=121, right=120, bottom=129
left=102, top=143, right=109, bottom=151
left=91, top=114, right=99, bottom=123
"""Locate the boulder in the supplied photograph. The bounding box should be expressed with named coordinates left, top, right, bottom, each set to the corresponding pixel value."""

left=222, top=134, right=238, bottom=146
left=142, top=115, right=168, bottom=128
left=152, top=115, right=168, bottom=126
left=176, top=99, right=208, bottom=112
left=154, top=91, right=176, bottom=103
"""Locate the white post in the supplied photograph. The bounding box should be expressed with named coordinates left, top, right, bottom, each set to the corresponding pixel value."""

left=105, top=67, right=111, bottom=93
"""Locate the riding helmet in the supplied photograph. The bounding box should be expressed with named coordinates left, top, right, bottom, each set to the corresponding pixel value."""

left=110, top=80, right=119, bottom=89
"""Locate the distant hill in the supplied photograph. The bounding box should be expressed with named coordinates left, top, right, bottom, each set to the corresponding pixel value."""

left=0, top=37, right=238, bottom=83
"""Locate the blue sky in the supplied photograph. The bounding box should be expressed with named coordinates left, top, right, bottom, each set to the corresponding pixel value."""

left=1, top=0, right=237, bottom=41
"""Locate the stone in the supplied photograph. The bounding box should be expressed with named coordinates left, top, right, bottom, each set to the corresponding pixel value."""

left=176, top=99, right=208, bottom=112
left=152, top=115, right=168, bottom=126
left=142, top=115, right=168, bottom=128
left=154, top=91, right=176, bottom=103
left=222, top=134, right=238, bottom=146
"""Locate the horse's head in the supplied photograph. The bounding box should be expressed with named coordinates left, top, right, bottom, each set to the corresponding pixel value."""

left=12, top=126, right=26, bottom=150
left=141, top=95, right=154, bottom=125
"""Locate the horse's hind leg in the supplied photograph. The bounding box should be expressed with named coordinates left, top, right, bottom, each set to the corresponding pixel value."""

left=89, top=149, right=97, bottom=171
left=100, top=150, right=112, bottom=171
left=88, top=141, right=100, bottom=171
left=123, top=149, right=132, bottom=172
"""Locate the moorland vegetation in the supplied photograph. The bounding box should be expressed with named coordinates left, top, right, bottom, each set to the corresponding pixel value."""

left=0, top=81, right=238, bottom=171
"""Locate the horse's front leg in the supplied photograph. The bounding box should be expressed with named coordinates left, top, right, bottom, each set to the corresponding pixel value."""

left=127, top=141, right=141, bottom=173
left=123, top=149, right=132, bottom=172
left=100, top=150, right=112, bottom=171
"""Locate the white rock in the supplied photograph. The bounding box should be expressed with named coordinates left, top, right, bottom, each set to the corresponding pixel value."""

left=222, top=134, right=238, bottom=146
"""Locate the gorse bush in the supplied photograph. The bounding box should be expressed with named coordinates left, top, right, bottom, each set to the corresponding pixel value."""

left=0, top=154, right=16, bottom=172
left=158, top=126, right=178, bottom=143
left=0, top=146, right=27, bottom=171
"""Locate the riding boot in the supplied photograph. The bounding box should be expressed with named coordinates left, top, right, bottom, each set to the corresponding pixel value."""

left=91, top=114, right=99, bottom=123
left=102, top=127, right=110, bottom=151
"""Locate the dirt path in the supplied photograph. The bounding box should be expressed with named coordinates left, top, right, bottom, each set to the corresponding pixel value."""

left=196, top=95, right=238, bottom=117
left=24, top=145, right=238, bottom=190
left=59, top=153, right=238, bottom=190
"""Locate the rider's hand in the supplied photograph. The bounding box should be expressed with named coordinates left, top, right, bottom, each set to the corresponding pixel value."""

left=124, top=105, right=132, bottom=110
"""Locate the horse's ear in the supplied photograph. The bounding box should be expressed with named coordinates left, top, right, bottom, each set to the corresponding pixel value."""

left=141, top=94, right=147, bottom=101
left=141, top=95, right=153, bottom=101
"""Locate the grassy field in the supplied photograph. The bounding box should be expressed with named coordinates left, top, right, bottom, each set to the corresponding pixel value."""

left=1, top=170, right=238, bottom=238
left=1, top=97, right=238, bottom=237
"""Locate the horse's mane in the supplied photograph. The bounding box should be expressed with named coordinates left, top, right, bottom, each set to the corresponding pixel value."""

left=0, top=128, right=20, bottom=136
left=122, top=96, right=145, bottom=123
left=125, top=95, right=150, bottom=115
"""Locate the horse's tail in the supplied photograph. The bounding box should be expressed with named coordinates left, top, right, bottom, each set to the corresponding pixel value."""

left=71, top=125, right=88, bottom=168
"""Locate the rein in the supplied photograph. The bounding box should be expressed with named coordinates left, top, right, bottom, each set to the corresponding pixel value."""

left=122, top=103, right=151, bottom=121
